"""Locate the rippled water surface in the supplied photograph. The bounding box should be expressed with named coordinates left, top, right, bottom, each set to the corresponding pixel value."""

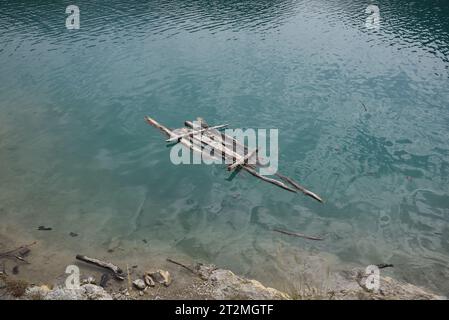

left=1, top=0, right=449, bottom=294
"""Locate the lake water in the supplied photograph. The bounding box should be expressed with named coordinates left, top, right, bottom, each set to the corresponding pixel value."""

left=0, top=0, right=448, bottom=295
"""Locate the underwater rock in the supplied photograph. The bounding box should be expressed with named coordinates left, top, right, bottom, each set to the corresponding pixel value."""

left=99, top=273, right=110, bottom=288
left=69, top=232, right=78, bottom=237
left=12, top=266, right=19, bottom=275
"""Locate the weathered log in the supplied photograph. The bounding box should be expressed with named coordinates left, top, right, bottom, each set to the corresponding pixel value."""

left=76, top=255, right=125, bottom=280
left=273, top=228, right=324, bottom=241
left=276, top=174, right=323, bottom=203
left=244, top=167, right=296, bottom=192
left=144, top=116, right=173, bottom=138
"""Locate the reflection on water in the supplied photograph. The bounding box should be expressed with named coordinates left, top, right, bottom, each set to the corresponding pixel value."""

left=0, top=0, right=448, bottom=294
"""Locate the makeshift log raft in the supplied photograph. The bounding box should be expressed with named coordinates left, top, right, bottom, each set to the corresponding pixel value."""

left=144, top=116, right=323, bottom=202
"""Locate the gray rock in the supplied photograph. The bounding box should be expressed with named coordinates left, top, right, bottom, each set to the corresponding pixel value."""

left=146, top=270, right=171, bottom=287
left=133, top=279, right=146, bottom=290
left=82, top=276, right=96, bottom=285
left=25, top=284, right=112, bottom=300
left=328, top=269, right=446, bottom=300
left=197, top=264, right=290, bottom=300
left=192, top=264, right=445, bottom=300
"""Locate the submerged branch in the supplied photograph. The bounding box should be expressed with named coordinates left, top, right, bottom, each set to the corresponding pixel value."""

left=166, top=258, right=197, bottom=275
left=0, top=241, right=37, bottom=264
left=273, top=228, right=324, bottom=241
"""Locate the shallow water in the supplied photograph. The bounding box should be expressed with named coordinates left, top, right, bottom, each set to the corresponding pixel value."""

left=0, top=0, right=448, bottom=295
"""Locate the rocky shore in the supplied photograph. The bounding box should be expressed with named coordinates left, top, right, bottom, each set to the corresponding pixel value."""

left=0, top=228, right=445, bottom=300
left=0, top=262, right=444, bottom=300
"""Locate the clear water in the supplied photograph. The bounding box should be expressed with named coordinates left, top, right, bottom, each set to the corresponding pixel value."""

left=0, top=0, right=448, bottom=295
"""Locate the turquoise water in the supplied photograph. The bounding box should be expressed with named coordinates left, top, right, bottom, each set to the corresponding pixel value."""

left=1, top=0, right=448, bottom=294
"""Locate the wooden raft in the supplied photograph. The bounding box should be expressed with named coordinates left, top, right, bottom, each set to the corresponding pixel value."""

left=144, top=116, right=323, bottom=202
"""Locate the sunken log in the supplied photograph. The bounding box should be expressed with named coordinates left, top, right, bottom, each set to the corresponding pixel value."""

left=273, top=228, right=324, bottom=241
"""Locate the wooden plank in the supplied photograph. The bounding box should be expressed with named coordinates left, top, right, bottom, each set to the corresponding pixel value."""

left=165, top=124, right=229, bottom=142
left=185, top=125, right=242, bottom=163
left=185, top=120, right=242, bottom=151
left=185, top=120, right=257, bottom=164
left=189, top=133, right=240, bottom=164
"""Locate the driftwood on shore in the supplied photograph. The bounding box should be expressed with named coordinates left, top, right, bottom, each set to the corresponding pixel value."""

left=273, top=228, right=324, bottom=241
left=76, top=255, right=125, bottom=280
left=145, top=116, right=323, bottom=202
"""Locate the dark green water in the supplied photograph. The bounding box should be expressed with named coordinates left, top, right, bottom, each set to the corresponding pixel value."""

left=1, top=0, right=448, bottom=294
